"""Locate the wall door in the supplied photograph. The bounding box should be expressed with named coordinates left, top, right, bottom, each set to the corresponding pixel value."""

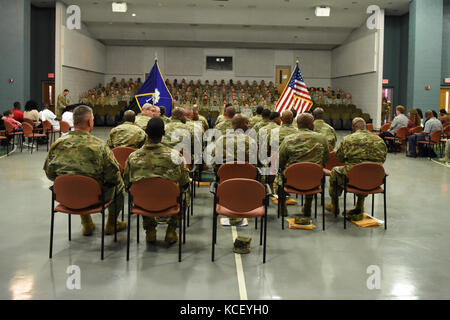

left=382, top=87, right=394, bottom=122
left=42, top=81, right=55, bottom=113
left=276, top=66, right=291, bottom=94
left=440, top=88, right=450, bottom=112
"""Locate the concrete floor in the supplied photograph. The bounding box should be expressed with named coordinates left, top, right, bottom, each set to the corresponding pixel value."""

left=0, top=128, right=449, bottom=300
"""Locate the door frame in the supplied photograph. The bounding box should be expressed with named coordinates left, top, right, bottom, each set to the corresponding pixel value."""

left=275, top=65, right=292, bottom=92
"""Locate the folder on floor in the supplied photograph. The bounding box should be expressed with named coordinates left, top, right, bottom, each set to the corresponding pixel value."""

left=286, top=218, right=316, bottom=230
left=350, top=213, right=383, bottom=228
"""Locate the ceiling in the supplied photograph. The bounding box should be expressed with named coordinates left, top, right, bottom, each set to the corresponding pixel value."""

left=32, top=0, right=411, bottom=49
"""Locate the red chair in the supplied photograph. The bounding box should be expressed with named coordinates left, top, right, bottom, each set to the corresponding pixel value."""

left=375, top=123, right=391, bottom=135
left=112, top=146, right=136, bottom=174
left=3, top=120, right=23, bottom=152
left=127, top=178, right=187, bottom=262
left=384, top=126, right=408, bottom=153
left=22, top=122, right=48, bottom=153
left=417, top=130, right=444, bottom=158
left=50, top=175, right=117, bottom=260
left=367, top=123, right=374, bottom=132
left=59, top=120, right=71, bottom=134
left=343, top=163, right=388, bottom=229
left=0, top=134, right=9, bottom=155
left=279, top=162, right=325, bottom=230
left=210, top=178, right=269, bottom=263
left=42, top=120, right=61, bottom=144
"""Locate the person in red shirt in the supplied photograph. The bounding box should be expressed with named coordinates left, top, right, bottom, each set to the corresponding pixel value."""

left=12, top=102, right=24, bottom=122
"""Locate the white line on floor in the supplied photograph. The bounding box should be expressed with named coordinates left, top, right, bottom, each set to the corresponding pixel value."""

left=231, top=226, right=248, bottom=300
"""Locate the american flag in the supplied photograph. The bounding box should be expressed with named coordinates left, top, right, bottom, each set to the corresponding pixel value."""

left=275, top=63, right=313, bottom=114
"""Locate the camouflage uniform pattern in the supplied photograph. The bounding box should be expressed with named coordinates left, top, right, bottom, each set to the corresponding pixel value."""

left=251, top=119, right=271, bottom=134
left=43, top=131, right=124, bottom=217
left=329, top=130, right=387, bottom=198
left=212, top=132, right=257, bottom=166
left=278, top=123, right=298, bottom=146
left=107, top=122, right=148, bottom=149
left=314, top=119, right=337, bottom=149
left=279, top=128, right=330, bottom=172
left=248, top=114, right=262, bottom=128
left=56, top=93, right=69, bottom=118
left=134, top=114, right=152, bottom=131
left=215, top=119, right=233, bottom=136
left=123, top=144, right=190, bottom=229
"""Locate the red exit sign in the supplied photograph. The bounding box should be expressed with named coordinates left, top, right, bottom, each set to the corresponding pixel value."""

left=382, top=79, right=389, bottom=85
left=445, top=78, right=450, bottom=84
left=48, top=73, right=55, bottom=78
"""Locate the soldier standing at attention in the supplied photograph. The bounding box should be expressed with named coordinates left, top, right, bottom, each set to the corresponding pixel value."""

left=326, top=118, right=387, bottom=220
left=107, top=110, right=147, bottom=149
left=279, top=113, right=330, bottom=223
left=56, top=89, right=70, bottom=118
left=134, top=104, right=154, bottom=130
left=123, top=117, right=190, bottom=244
left=313, top=107, right=337, bottom=150
left=43, top=106, right=126, bottom=236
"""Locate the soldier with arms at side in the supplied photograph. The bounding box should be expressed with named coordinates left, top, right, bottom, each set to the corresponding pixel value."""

left=56, top=89, right=70, bottom=118
left=107, top=110, right=147, bottom=149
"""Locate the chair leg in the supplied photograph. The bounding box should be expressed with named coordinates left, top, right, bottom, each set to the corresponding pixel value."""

left=49, top=211, right=55, bottom=259
left=314, top=194, right=317, bottom=219
left=281, top=192, right=285, bottom=230
left=322, top=190, right=325, bottom=231
left=122, top=201, right=124, bottom=222
left=259, top=217, right=263, bottom=245
left=344, top=190, right=347, bottom=229
left=136, top=215, right=139, bottom=243
left=187, top=199, right=190, bottom=228
left=384, top=189, right=387, bottom=230
left=101, top=211, right=105, bottom=260
left=114, top=209, right=117, bottom=243
left=301, top=195, right=304, bottom=206
left=255, top=217, right=258, bottom=230
left=263, top=205, right=268, bottom=264
left=372, top=194, right=375, bottom=217
left=191, top=181, right=194, bottom=216
left=68, top=214, right=71, bottom=241
left=212, top=211, right=217, bottom=262
left=179, top=207, right=183, bottom=262
left=127, top=211, right=131, bottom=261
left=183, top=204, right=186, bottom=245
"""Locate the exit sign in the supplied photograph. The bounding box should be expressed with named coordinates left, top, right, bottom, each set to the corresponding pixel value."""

left=382, top=79, right=389, bottom=85
left=445, top=78, right=450, bottom=84
left=48, top=73, right=54, bottom=78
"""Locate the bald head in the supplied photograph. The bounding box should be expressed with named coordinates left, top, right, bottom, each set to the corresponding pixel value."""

left=232, top=114, right=249, bottom=131
left=425, top=110, right=433, bottom=119
left=123, top=110, right=136, bottom=123
left=352, top=117, right=366, bottom=131
left=313, top=107, right=324, bottom=120
left=281, top=110, right=293, bottom=125
left=296, top=113, right=314, bottom=130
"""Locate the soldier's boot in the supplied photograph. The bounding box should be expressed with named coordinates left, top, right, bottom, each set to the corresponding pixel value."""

left=145, top=226, right=157, bottom=243
left=346, top=196, right=365, bottom=221
left=164, top=224, right=178, bottom=245
left=301, top=196, right=313, bottom=217
left=325, top=197, right=340, bottom=216
left=80, top=215, right=95, bottom=236
left=104, top=213, right=127, bottom=235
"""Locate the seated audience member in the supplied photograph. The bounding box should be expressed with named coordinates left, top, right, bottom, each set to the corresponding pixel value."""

left=313, top=107, right=337, bottom=149
left=23, top=100, right=41, bottom=126
left=439, top=109, right=449, bottom=127
left=407, top=109, right=421, bottom=132
left=407, top=110, right=443, bottom=158
left=159, top=106, right=170, bottom=124
left=2, top=110, right=23, bottom=131
left=440, top=139, right=450, bottom=163
left=134, top=103, right=154, bottom=130
left=40, top=103, right=60, bottom=130
left=248, top=106, right=264, bottom=128
left=13, top=102, right=24, bottom=122
left=107, top=110, right=147, bottom=149
left=252, top=109, right=272, bottom=133
left=123, top=117, right=190, bottom=244
left=279, top=113, right=329, bottom=223
left=379, top=105, right=408, bottom=152
left=215, top=106, right=236, bottom=136
left=44, top=105, right=126, bottom=236
left=326, top=118, right=387, bottom=220
left=61, top=105, right=75, bottom=135
left=416, top=108, right=424, bottom=126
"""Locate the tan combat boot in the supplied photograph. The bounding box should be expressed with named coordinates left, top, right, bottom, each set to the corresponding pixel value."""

left=80, top=215, right=95, bottom=236
left=146, top=226, right=157, bottom=243
left=164, top=224, right=178, bottom=244
left=104, top=213, right=126, bottom=235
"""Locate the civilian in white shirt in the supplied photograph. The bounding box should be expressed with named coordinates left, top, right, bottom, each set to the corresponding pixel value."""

left=61, top=105, right=74, bottom=135
left=40, top=104, right=60, bottom=131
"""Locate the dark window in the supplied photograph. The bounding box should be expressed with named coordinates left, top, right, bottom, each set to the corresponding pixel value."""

left=206, top=56, right=233, bottom=71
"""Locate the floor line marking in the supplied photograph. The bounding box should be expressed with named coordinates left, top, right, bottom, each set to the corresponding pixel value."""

left=231, top=226, right=248, bottom=300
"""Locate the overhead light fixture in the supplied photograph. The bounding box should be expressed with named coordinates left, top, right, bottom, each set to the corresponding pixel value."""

left=315, top=6, right=330, bottom=17
left=112, top=2, right=127, bottom=13
left=132, top=13, right=136, bottom=17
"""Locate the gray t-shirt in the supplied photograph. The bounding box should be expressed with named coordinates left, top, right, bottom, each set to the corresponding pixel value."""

left=423, top=117, right=443, bottom=136
left=389, top=113, right=409, bottom=135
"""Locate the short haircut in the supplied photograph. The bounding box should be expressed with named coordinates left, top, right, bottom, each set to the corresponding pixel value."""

left=160, top=106, right=166, bottom=116
left=261, top=109, right=271, bottom=119
left=281, top=110, right=293, bottom=125
left=297, top=113, right=314, bottom=129
left=13, top=102, right=21, bottom=109
left=73, top=105, right=93, bottom=126
left=3, top=110, right=12, bottom=117
left=232, top=114, right=248, bottom=130
left=146, top=117, right=165, bottom=139
left=123, top=110, right=136, bottom=123
left=225, top=106, right=236, bottom=118
left=396, top=105, right=405, bottom=114
left=313, top=107, right=324, bottom=120
left=269, top=112, right=280, bottom=120
left=256, top=106, right=264, bottom=115
left=225, top=103, right=232, bottom=109
left=64, top=89, right=69, bottom=92
left=352, top=117, right=366, bottom=130
left=142, top=103, right=152, bottom=111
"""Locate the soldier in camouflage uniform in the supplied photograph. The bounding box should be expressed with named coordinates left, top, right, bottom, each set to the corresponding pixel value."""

left=279, top=113, right=330, bottom=222
left=56, top=89, right=70, bottom=118
left=123, top=117, right=190, bottom=244
left=159, top=106, right=171, bottom=124
left=43, top=106, right=126, bottom=236
left=313, top=107, right=337, bottom=149
left=107, top=110, right=147, bottom=149
left=215, top=107, right=236, bottom=136
left=248, top=106, right=264, bottom=128
left=252, top=109, right=272, bottom=134
left=192, top=104, right=209, bottom=132
left=163, top=108, right=201, bottom=157
left=134, top=104, right=154, bottom=130
left=326, top=118, right=387, bottom=220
